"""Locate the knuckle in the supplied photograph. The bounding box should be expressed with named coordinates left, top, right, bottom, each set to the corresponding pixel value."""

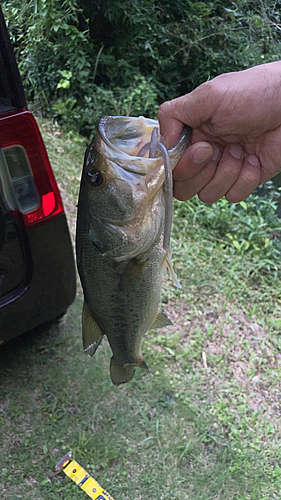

left=157, top=102, right=167, bottom=114
left=200, top=163, right=217, bottom=181
left=157, top=103, right=168, bottom=120
left=202, top=78, right=224, bottom=100
left=222, top=161, right=242, bottom=179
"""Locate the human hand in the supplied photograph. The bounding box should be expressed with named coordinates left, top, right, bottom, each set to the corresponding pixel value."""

left=158, top=61, right=281, bottom=203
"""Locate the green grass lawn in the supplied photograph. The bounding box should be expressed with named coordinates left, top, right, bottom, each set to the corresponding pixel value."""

left=1, top=120, right=281, bottom=499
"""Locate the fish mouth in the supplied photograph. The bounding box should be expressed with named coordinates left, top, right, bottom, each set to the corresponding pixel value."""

left=97, top=116, right=192, bottom=175
left=95, top=117, right=191, bottom=259
left=98, top=116, right=160, bottom=175
left=99, top=116, right=158, bottom=157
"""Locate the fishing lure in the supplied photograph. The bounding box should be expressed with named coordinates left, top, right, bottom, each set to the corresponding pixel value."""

left=137, top=126, right=173, bottom=251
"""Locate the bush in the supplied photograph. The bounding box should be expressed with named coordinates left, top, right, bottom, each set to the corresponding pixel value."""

left=174, top=182, right=281, bottom=277
left=3, top=0, right=281, bottom=134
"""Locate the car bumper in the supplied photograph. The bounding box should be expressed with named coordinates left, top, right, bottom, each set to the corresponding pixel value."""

left=0, top=214, right=76, bottom=342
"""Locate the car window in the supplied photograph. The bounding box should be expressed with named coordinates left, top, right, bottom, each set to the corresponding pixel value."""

left=0, top=7, right=27, bottom=112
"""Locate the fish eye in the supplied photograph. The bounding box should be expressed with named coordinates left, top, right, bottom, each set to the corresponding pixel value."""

left=86, top=168, right=105, bottom=187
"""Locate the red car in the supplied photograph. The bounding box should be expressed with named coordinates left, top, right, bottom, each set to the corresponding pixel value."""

left=0, top=7, right=76, bottom=342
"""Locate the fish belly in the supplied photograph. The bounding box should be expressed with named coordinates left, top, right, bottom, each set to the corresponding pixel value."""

left=77, top=232, right=165, bottom=381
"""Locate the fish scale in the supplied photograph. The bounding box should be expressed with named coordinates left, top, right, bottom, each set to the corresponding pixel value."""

left=78, top=229, right=165, bottom=365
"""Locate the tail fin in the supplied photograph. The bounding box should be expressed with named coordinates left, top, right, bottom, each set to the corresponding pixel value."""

left=110, top=357, right=149, bottom=385
left=110, top=358, right=135, bottom=385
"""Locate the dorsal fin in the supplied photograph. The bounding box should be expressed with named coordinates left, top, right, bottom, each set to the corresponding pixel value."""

left=82, top=301, right=104, bottom=357
left=151, top=309, right=173, bottom=329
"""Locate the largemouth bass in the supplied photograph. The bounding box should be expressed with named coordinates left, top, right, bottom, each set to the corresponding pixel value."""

left=76, top=116, right=191, bottom=385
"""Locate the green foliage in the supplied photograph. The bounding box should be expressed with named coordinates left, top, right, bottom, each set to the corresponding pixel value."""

left=173, top=182, right=281, bottom=280
left=3, top=0, right=158, bottom=135
left=3, top=0, right=281, bottom=134
left=94, top=0, right=281, bottom=98
left=3, top=1, right=92, bottom=116
left=52, top=74, right=159, bottom=135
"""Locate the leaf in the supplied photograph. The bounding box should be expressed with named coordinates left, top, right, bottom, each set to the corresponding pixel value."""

left=239, top=201, right=247, bottom=209
left=233, top=240, right=241, bottom=250
left=166, top=347, right=175, bottom=356
left=273, top=464, right=281, bottom=478
left=264, top=238, right=270, bottom=248
left=57, top=80, right=71, bottom=89
left=60, top=70, right=72, bottom=79
left=40, top=478, right=51, bottom=485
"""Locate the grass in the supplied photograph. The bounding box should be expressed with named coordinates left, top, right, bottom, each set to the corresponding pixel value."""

left=1, top=120, right=281, bottom=499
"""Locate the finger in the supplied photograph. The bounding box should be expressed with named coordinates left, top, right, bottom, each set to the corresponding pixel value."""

left=174, top=160, right=218, bottom=201
left=158, top=84, right=216, bottom=148
left=198, top=143, right=243, bottom=204
left=173, top=141, right=215, bottom=181
left=158, top=99, right=187, bottom=148
left=173, top=142, right=221, bottom=201
left=225, top=155, right=261, bottom=202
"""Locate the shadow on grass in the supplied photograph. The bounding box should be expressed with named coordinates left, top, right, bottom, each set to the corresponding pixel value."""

left=1, top=319, right=61, bottom=369
left=0, top=298, right=279, bottom=499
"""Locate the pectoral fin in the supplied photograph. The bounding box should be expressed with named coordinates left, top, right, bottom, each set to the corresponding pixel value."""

left=82, top=301, right=104, bottom=357
left=151, top=309, right=173, bottom=329
left=118, top=257, right=149, bottom=291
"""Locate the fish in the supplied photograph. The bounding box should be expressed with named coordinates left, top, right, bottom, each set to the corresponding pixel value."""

left=76, top=116, right=191, bottom=385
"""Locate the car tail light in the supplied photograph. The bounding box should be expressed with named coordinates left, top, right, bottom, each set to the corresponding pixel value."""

left=0, top=111, right=64, bottom=227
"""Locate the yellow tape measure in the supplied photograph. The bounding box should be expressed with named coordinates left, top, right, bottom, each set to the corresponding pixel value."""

left=55, top=451, right=116, bottom=500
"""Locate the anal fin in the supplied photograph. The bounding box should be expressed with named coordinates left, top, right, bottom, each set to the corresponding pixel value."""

left=151, top=309, right=173, bottom=329
left=82, top=301, right=104, bottom=357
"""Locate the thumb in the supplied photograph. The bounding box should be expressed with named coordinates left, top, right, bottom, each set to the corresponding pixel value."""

left=158, top=84, right=214, bottom=148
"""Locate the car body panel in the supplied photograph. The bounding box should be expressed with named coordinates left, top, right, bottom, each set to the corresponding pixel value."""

left=0, top=202, right=31, bottom=307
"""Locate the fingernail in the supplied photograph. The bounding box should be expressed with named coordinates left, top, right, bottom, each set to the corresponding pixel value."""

left=248, top=155, right=259, bottom=167
left=193, top=146, right=213, bottom=164
left=229, top=144, right=242, bottom=160
left=212, top=144, right=220, bottom=161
